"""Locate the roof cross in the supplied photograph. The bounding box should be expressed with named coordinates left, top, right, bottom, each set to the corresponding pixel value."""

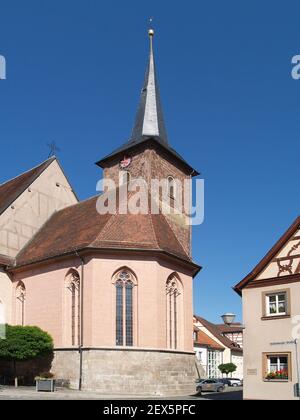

left=47, top=141, right=60, bottom=158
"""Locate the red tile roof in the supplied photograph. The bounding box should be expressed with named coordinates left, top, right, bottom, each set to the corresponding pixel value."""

left=215, top=323, right=243, bottom=334
left=0, top=254, right=14, bottom=267
left=194, top=315, right=243, bottom=353
left=0, top=157, right=55, bottom=216
left=15, top=194, right=199, bottom=270
left=194, top=329, right=225, bottom=350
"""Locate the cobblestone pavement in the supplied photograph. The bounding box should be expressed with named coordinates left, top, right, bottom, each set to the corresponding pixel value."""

left=0, top=386, right=243, bottom=400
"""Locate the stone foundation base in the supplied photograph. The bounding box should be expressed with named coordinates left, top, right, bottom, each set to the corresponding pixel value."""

left=52, top=348, right=197, bottom=396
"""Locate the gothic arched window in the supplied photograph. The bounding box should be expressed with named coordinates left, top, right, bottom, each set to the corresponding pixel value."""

left=16, top=281, right=26, bottom=326
left=114, top=269, right=136, bottom=347
left=166, top=274, right=182, bottom=349
left=64, top=270, right=80, bottom=347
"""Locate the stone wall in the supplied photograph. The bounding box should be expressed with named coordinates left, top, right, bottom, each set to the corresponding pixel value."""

left=52, top=348, right=198, bottom=396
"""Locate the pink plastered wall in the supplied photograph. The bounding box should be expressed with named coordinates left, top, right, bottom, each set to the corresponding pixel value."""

left=12, top=253, right=194, bottom=352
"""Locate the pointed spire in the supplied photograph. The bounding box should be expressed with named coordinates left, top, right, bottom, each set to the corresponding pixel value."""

left=130, top=27, right=168, bottom=145
left=96, top=26, right=199, bottom=176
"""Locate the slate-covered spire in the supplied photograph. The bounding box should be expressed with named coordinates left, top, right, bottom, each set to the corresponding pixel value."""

left=96, top=28, right=199, bottom=176
left=130, top=28, right=168, bottom=145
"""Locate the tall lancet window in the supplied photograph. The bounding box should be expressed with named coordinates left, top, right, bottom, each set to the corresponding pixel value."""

left=64, top=270, right=80, bottom=347
left=166, top=274, right=182, bottom=350
left=167, top=176, right=175, bottom=199
left=16, top=282, right=26, bottom=326
left=114, top=269, right=137, bottom=347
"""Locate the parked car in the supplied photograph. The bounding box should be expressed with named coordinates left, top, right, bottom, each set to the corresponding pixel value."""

left=217, top=378, right=231, bottom=387
left=228, top=378, right=243, bottom=387
left=218, top=378, right=242, bottom=387
left=196, top=379, right=225, bottom=395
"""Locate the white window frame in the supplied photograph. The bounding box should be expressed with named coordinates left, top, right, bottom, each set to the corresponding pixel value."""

left=265, top=292, right=287, bottom=317
left=266, top=355, right=289, bottom=379
left=267, top=356, right=287, bottom=371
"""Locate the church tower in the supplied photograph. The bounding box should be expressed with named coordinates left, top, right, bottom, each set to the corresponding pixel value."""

left=96, top=28, right=199, bottom=257
left=6, top=27, right=201, bottom=397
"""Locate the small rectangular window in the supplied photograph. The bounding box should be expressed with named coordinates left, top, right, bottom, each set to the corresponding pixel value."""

left=265, top=292, right=288, bottom=316
left=264, top=353, right=291, bottom=381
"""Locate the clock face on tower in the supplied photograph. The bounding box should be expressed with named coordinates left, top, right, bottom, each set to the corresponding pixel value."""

left=119, top=156, right=132, bottom=169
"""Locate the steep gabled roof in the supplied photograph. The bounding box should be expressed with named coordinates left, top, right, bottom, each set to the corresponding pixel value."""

left=0, top=157, right=56, bottom=216
left=14, top=193, right=200, bottom=272
left=0, top=254, right=14, bottom=267
left=234, top=215, right=300, bottom=296
left=194, top=328, right=225, bottom=351
left=215, top=323, right=243, bottom=334
left=194, top=315, right=243, bottom=353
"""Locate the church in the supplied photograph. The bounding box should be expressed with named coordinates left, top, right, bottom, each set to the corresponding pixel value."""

left=0, top=29, right=200, bottom=396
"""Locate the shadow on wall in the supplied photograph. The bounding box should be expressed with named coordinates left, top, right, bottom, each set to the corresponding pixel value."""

left=195, top=357, right=206, bottom=379
left=0, top=353, right=54, bottom=386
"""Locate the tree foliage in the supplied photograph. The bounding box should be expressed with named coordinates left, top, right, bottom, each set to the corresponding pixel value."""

left=0, top=325, right=53, bottom=362
left=218, top=363, right=237, bottom=377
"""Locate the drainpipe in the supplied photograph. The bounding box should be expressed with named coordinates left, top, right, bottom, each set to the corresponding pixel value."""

left=295, top=339, right=300, bottom=400
left=75, top=251, right=84, bottom=391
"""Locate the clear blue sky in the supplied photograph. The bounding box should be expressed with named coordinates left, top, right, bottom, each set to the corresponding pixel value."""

left=1, top=1, right=299, bottom=323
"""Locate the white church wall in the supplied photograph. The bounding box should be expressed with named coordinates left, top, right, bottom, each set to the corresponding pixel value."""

left=0, top=159, right=78, bottom=257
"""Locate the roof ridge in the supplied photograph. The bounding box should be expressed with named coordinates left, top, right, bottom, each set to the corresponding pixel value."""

left=0, top=156, right=57, bottom=216
left=149, top=213, right=160, bottom=248
left=157, top=212, right=191, bottom=260
left=0, top=156, right=55, bottom=187
left=161, top=212, right=191, bottom=258
left=234, top=215, right=300, bottom=295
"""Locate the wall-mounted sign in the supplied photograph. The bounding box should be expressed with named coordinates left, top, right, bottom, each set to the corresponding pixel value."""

left=270, top=341, right=296, bottom=346
left=247, top=369, right=258, bottom=376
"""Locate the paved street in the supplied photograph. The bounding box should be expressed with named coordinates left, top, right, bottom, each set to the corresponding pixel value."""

left=0, top=386, right=243, bottom=400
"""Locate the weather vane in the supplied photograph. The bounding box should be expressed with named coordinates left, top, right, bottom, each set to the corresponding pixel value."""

left=47, top=141, right=60, bottom=158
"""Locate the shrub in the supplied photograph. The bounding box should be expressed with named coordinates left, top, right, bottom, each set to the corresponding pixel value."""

left=0, top=325, right=54, bottom=385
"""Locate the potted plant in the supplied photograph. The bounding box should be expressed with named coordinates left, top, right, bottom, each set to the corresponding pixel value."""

left=265, top=370, right=288, bottom=381
left=35, top=372, right=55, bottom=392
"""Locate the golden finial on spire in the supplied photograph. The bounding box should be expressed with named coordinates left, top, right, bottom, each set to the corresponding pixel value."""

left=148, top=17, right=154, bottom=37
